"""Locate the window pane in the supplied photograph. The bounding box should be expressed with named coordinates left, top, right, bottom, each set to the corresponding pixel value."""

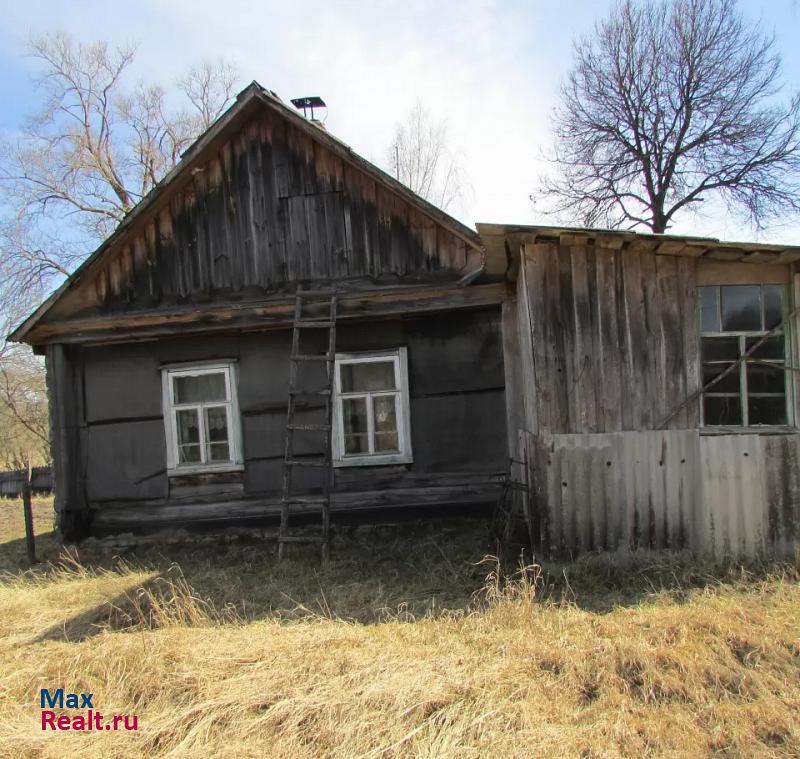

left=745, top=335, right=784, bottom=360
left=698, top=286, right=719, bottom=332
left=178, top=445, right=202, bottom=464
left=340, top=361, right=396, bottom=392
left=176, top=408, right=200, bottom=445
left=342, top=397, right=369, bottom=454
left=703, top=396, right=742, bottom=425
left=174, top=372, right=227, bottom=403
left=372, top=395, right=399, bottom=452
left=763, top=285, right=784, bottom=330
left=703, top=363, right=740, bottom=393
left=204, top=406, right=231, bottom=462
left=208, top=442, right=231, bottom=462
left=749, top=396, right=786, bottom=425
left=721, top=285, right=761, bottom=331
left=747, top=363, right=785, bottom=394
left=701, top=337, right=739, bottom=362
left=176, top=408, right=201, bottom=464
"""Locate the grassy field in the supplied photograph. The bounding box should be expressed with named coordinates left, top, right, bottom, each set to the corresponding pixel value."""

left=0, top=497, right=799, bottom=758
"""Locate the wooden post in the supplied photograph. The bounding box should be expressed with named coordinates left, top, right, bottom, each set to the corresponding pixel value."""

left=22, top=475, right=36, bottom=564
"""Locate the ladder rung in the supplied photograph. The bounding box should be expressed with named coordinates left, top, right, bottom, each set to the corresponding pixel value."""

left=287, top=423, right=331, bottom=431
left=286, top=458, right=329, bottom=467
left=278, top=535, right=328, bottom=544
left=294, top=320, right=334, bottom=328
left=288, top=389, right=331, bottom=396
left=282, top=495, right=329, bottom=505
left=291, top=354, right=333, bottom=362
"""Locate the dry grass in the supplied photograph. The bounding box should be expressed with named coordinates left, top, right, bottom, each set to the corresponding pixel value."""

left=0, top=497, right=799, bottom=758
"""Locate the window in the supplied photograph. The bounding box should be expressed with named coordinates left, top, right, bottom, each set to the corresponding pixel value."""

left=699, top=284, right=790, bottom=427
left=332, top=348, right=412, bottom=466
left=162, top=362, right=242, bottom=473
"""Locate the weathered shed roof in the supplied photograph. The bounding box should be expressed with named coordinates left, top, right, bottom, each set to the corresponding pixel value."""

left=11, top=82, right=484, bottom=345
left=477, top=223, right=800, bottom=280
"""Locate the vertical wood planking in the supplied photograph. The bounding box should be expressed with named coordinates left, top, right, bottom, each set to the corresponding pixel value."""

left=656, top=255, right=683, bottom=427
left=639, top=245, right=658, bottom=429
left=569, top=246, right=597, bottom=432
left=522, top=245, right=548, bottom=435
left=596, top=244, right=623, bottom=431
left=622, top=248, right=649, bottom=430
left=678, top=256, right=700, bottom=427
left=78, top=108, right=480, bottom=313
left=558, top=247, right=577, bottom=433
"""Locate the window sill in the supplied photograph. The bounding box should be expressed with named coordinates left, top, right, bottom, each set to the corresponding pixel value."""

left=699, top=426, right=797, bottom=436
left=333, top=453, right=413, bottom=468
left=167, top=463, right=245, bottom=477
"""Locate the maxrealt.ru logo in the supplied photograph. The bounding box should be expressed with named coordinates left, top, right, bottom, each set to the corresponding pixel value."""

left=40, top=689, right=138, bottom=732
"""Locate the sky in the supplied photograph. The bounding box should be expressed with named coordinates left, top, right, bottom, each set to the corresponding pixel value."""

left=1, top=0, right=799, bottom=244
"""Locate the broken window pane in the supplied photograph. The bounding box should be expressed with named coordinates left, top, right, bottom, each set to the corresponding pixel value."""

left=721, top=285, right=761, bottom=331
left=174, top=372, right=227, bottom=404
left=701, top=336, right=739, bottom=362
left=748, top=396, right=787, bottom=425
left=763, top=285, right=784, bottom=330
left=340, top=361, right=396, bottom=393
left=698, top=286, right=719, bottom=332
left=703, top=396, right=742, bottom=426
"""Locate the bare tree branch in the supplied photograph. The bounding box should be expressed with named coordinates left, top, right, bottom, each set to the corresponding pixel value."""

left=0, top=34, right=240, bottom=467
left=538, top=0, right=800, bottom=233
left=386, top=101, right=471, bottom=214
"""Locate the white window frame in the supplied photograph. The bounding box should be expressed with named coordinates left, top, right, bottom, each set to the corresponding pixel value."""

left=161, top=361, right=244, bottom=475
left=332, top=348, right=413, bottom=467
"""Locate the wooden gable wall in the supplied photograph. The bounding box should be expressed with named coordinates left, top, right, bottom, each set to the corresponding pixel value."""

left=47, top=104, right=479, bottom=324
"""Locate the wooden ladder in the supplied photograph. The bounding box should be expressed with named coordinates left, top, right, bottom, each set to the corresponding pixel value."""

left=278, top=288, right=338, bottom=560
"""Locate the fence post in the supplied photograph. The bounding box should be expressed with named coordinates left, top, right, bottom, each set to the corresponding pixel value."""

left=22, top=475, right=36, bottom=564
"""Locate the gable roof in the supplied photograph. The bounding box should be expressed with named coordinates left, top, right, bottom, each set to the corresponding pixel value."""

left=10, top=82, right=483, bottom=344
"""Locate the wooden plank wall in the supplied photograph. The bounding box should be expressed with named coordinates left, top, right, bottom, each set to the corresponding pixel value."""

left=50, top=110, right=477, bottom=322
left=68, top=308, right=508, bottom=536
left=518, top=242, right=700, bottom=435
left=529, top=430, right=799, bottom=560
left=45, top=344, right=88, bottom=541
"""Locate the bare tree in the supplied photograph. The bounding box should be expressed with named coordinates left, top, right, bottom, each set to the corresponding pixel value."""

left=0, top=34, right=240, bottom=467
left=0, top=352, right=50, bottom=470
left=180, top=59, right=240, bottom=129
left=387, top=101, right=470, bottom=213
left=540, top=0, right=800, bottom=233
left=1, top=34, right=239, bottom=241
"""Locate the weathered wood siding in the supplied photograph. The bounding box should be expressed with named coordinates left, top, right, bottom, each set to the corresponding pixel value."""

left=64, top=308, right=506, bottom=536
left=517, top=241, right=700, bottom=435
left=48, top=109, right=480, bottom=325
left=526, top=430, right=799, bottom=560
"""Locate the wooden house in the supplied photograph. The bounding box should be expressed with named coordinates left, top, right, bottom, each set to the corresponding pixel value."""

left=10, top=83, right=800, bottom=559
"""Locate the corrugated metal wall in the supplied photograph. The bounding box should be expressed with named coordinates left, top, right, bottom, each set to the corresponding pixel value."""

left=0, top=467, right=53, bottom=497
left=528, top=430, right=799, bottom=560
